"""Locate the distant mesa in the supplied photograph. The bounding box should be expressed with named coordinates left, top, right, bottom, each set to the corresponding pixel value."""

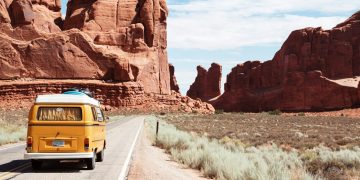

left=188, top=11, right=360, bottom=112
left=169, top=63, right=180, bottom=93
left=187, top=63, right=222, bottom=102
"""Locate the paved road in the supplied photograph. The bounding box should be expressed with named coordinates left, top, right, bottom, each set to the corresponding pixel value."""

left=0, top=116, right=145, bottom=180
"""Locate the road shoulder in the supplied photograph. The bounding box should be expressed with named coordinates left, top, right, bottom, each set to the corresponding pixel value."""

left=127, top=129, right=208, bottom=180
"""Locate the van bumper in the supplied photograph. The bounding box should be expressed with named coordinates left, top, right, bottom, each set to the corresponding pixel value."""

left=24, top=152, right=94, bottom=160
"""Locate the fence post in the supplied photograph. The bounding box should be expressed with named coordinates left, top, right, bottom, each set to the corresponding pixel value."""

left=156, top=120, right=159, bottom=140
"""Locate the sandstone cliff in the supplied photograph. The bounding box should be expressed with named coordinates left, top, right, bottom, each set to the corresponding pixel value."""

left=169, top=63, right=180, bottom=93
left=212, top=11, right=360, bottom=112
left=0, top=0, right=214, bottom=113
left=187, top=63, right=222, bottom=101
left=0, top=0, right=169, bottom=94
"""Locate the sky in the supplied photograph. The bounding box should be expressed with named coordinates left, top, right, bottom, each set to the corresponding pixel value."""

left=61, top=0, right=360, bottom=94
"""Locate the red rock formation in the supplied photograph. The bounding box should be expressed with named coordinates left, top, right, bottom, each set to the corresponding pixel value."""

left=169, top=64, right=180, bottom=93
left=0, top=0, right=214, bottom=113
left=0, top=0, right=170, bottom=94
left=187, top=63, right=222, bottom=101
left=0, top=80, right=214, bottom=114
left=213, top=11, right=360, bottom=112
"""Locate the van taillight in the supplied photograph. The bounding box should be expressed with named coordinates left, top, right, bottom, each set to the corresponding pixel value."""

left=27, top=137, right=32, bottom=148
left=84, top=138, right=90, bottom=150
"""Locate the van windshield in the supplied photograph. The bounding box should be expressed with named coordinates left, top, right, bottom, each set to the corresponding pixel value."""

left=37, top=107, right=82, bottom=121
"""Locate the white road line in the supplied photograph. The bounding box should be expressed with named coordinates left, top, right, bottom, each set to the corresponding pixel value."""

left=0, top=143, right=25, bottom=151
left=118, top=117, right=144, bottom=180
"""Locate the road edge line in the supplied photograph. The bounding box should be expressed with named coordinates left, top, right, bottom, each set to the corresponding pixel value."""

left=0, top=143, right=25, bottom=151
left=0, top=162, right=31, bottom=179
left=118, top=117, right=144, bottom=180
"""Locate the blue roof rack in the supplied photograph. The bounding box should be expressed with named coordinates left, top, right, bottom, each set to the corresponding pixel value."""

left=63, top=91, right=86, bottom=96
left=63, top=88, right=93, bottom=97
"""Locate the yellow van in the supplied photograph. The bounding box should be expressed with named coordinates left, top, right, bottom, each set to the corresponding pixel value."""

left=24, top=89, right=107, bottom=170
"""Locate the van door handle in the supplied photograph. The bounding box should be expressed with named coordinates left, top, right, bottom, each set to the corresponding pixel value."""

left=94, top=123, right=100, bottom=126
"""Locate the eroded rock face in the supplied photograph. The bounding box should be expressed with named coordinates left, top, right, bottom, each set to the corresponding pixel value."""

left=187, top=63, right=222, bottom=101
left=0, top=0, right=213, bottom=113
left=0, top=0, right=170, bottom=94
left=169, top=63, right=180, bottom=93
left=0, top=80, right=214, bottom=114
left=63, top=0, right=168, bottom=49
left=213, top=11, right=360, bottom=112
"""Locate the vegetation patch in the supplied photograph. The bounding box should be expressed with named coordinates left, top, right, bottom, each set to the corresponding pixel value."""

left=0, top=109, right=28, bottom=146
left=163, top=113, right=360, bottom=150
left=146, top=117, right=314, bottom=179
left=146, top=116, right=360, bottom=179
left=267, top=109, right=282, bottom=115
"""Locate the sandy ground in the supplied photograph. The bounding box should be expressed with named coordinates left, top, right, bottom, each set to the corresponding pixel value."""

left=328, top=76, right=360, bottom=88
left=127, top=129, right=208, bottom=180
left=285, top=108, right=360, bottom=118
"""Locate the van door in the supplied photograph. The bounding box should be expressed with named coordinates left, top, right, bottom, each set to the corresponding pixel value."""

left=31, top=106, right=85, bottom=153
left=92, top=107, right=105, bottom=152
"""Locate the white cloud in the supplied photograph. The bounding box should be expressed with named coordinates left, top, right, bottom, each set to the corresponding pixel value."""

left=168, top=0, right=360, bottom=50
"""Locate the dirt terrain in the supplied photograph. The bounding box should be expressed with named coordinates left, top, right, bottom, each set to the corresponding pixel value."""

left=128, top=127, right=207, bottom=180
left=164, top=112, right=360, bottom=151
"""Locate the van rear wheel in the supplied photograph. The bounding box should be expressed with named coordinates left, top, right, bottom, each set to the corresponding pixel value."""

left=31, top=160, right=42, bottom=170
left=96, top=150, right=104, bottom=162
left=86, top=152, right=96, bottom=170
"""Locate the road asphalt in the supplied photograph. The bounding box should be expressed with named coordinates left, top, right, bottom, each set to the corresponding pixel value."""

left=0, top=116, right=145, bottom=180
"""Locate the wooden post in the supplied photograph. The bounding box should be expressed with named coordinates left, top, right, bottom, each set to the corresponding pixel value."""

left=156, top=120, right=159, bottom=139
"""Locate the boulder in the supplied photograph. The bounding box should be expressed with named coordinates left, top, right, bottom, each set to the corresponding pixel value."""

left=10, top=0, right=34, bottom=25
left=0, top=0, right=11, bottom=23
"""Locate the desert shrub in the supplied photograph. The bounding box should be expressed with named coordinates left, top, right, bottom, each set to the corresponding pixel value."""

left=267, top=109, right=282, bottom=115
left=298, top=112, right=306, bottom=116
left=219, top=136, right=247, bottom=151
left=0, top=124, right=27, bottom=146
left=215, top=109, right=224, bottom=114
left=145, top=116, right=313, bottom=180
left=316, top=146, right=360, bottom=168
left=301, top=146, right=360, bottom=178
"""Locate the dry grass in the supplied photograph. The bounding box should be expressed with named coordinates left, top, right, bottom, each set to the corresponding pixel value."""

left=147, top=115, right=360, bottom=180
left=164, top=113, right=360, bottom=150
left=0, top=109, right=28, bottom=146
left=146, top=116, right=315, bottom=180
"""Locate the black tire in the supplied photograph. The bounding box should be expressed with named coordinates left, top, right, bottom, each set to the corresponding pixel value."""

left=31, top=160, right=42, bottom=170
left=86, top=152, right=96, bottom=170
left=96, top=150, right=104, bottom=162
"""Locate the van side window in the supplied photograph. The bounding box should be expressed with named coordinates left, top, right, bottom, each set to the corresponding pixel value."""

left=95, top=107, right=104, bottom=122
left=100, top=110, right=106, bottom=121
left=91, top=107, right=97, bottom=121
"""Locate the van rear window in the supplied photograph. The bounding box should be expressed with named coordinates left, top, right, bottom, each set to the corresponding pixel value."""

left=37, top=107, right=82, bottom=121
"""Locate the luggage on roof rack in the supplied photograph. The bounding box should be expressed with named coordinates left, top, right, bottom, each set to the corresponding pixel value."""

left=63, top=88, right=93, bottom=98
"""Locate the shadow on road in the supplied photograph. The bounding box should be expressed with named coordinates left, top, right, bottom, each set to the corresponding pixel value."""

left=0, top=159, right=88, bottom=174
left=0, top=159, right=30, bottom=173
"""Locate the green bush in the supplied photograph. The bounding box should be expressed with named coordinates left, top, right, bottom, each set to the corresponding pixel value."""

left=215, top=109, right=224, bottom=114
left=267, top=109, right=282, bottom=115
left=298, top=112, right=306, bottom=116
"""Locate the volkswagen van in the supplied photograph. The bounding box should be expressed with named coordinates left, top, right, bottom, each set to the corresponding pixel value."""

left=24, top=90, right=106, bottom=170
